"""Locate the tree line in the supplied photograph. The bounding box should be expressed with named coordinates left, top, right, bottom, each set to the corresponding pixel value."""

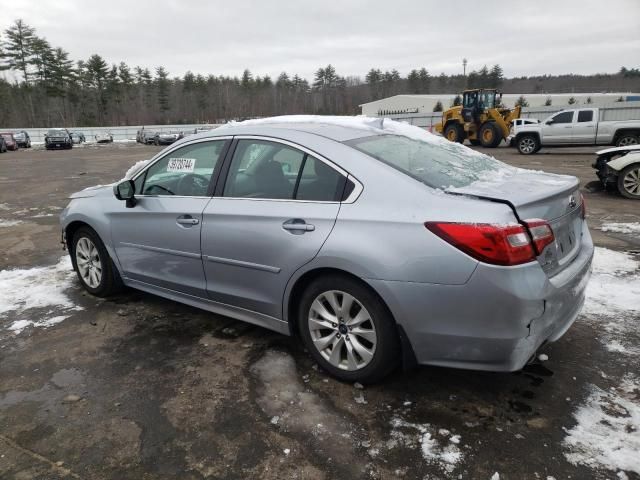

left=1, top=19, right=639, bottom=127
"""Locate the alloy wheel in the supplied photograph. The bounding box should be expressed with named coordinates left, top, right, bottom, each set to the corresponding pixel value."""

left=622, top=166, right=640, bottom=196
left=308, top=290, right=377, bottom=371
left=75, top=237, right=102, bottom=288
left=519, top=137, right=536, bottom=154
left=618, top=136, right=639, bottom=147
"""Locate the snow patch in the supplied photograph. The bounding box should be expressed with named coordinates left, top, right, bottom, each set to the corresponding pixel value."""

left=0, top=257, right=82, bottom=335
left=601, top=222, right=640, bottom=236
left=581, top=248, right=640, bottom=355
left=389, top=416, right=463, bottom=474
left=123, top=160, right=150, bottom=180
left=0, top=219, right=23, bottom=228
left=563, top=375, right=640, bottom=475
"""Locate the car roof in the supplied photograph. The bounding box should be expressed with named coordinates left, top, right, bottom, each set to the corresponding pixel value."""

left=202, top=116, right=388, bottom=143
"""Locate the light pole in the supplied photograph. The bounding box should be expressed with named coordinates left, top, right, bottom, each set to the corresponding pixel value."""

left=462, top=58, right=468, bottom=76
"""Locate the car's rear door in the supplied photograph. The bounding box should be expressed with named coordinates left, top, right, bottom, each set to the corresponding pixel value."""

left=111, top=138, right=230, bottom=297
left=201, top=137, right=350, bottom=319
left=572, top=109, right=598, bottom=144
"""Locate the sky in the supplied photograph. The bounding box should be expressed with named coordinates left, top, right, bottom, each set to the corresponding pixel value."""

left=0, top=0, right=638, bottom=82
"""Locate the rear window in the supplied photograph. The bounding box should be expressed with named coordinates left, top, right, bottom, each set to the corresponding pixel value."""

left=345, top=134, right=511, bottom=189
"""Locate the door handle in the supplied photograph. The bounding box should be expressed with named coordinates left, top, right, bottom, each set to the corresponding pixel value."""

left=176, top=215, right=200, bottom=226
left=282, top=219, right=315, bottom=233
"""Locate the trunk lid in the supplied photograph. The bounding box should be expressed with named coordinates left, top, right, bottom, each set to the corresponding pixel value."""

left=447, top=170, right=584, bottom=277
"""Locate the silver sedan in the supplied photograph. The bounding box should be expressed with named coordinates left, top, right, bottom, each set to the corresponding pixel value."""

left=60, top=116, right=593, bottom=383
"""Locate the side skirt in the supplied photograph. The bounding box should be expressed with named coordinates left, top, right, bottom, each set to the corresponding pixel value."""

left=124, top=277, right=290, bottom=335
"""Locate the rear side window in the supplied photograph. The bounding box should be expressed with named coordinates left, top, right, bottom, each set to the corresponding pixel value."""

left=577, top=110, right=593, bottom=122
left=223, top=139, right=346, bottom=201
left=346, top=134, right=514, bottom=189
left=551, top=111, right=574, bottom=124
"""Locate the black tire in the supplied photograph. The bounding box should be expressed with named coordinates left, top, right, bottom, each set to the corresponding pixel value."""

left=297, top=275, right=400, bottom=384
left=71, top=226, right=123, bottom=297
left=444, top=123, right=465, bottom=143
left=615, top=133, right=639, bottom=147
left=479, top=122, right=502, bottom=148
left=517, top=134, right=540, bottom=155
left=617, top=163, right=640, bottom=200
left=469, top=139, right=482, bottom=146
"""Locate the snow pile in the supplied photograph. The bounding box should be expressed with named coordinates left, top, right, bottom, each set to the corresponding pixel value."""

left=601, top=222, right=640, bottom=236
left=388, top=416, right=463, bottom=474
left=563, top=375, right=640, bottom=475
left=582, top=248, right=640, bottom=354
left=0, top=219, right=23, bottom=228
left=0, top=256, right=82, bottom=335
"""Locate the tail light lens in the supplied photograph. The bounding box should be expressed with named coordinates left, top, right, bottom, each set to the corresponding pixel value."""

left=425, top=222, right=536, bottom=266
left=524, top=219, right=555, bottom=255
left=426, top=220, right=556, bottom=266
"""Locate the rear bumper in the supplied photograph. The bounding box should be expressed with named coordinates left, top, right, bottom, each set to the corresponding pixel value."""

left=368, top=224, right=594, bottom=372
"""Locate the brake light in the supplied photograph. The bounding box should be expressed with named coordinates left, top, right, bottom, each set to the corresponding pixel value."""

left=425, top=222, right=536, bottom=266
left=524, top=219, right=555, bottom=255
left=580, top=193, right=586, bottom=220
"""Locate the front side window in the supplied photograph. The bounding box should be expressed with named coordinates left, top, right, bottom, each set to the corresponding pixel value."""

left=346, top=134, right=514, bottom=189
left=551, top=111, right=574, bottom=124
left=140, top=140, right=226, bottom=196
left=223, top=139, right=345, bottom=201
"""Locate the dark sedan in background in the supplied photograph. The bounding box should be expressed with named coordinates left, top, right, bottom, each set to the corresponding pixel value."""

left=154, top=131, right=182, bottom=145
left=12, top=130, right=31, bottom=148
left=0, top=133, right=19, bottom=151
left=44, top=129, right=73, bottom=150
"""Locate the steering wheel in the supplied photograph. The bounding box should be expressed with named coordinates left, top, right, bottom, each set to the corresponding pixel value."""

left=177, top=173, right=210, bottom=196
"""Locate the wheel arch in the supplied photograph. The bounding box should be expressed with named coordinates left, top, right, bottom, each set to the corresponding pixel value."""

left=284, top=266, right=418, bottom=369
left=614, top=128, right=640, bottom=142
left=515, top=131, right=540, bottom=144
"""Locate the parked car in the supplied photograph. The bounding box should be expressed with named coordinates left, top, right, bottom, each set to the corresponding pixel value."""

left=0, top=132, right=18, bottom=151
left=95, top=132, right=114, bottom=143
left=593, top=145, right=640, bottom=199
left=69, top=132, right=86, bottom=144
left=0, top=136, right=7, bottom=153
left=154, top=131, right=182, bottom=145
left=141, top=130, right=157, bottom=144
left=514, top=108, right=640, bottom=154
left=45, top=129, right=73, bottom=150
left=60, top=117, right=593, bottom=383
left=12, top=130, right=31, bottom=148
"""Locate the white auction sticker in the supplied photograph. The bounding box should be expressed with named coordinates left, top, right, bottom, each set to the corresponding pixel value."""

left=167, top=158, right=196, bottom=172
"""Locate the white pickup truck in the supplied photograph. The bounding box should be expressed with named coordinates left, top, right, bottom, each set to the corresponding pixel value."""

left=513, top=108, right=640, bottom=154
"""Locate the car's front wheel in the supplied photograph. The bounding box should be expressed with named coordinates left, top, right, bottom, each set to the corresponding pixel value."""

left=298, top=275, right=400, bottom=383
left=72, top=227, right=123, bottom=296
left=618, top=163, right=640, bottom=199
left=517, top=134, right=540, bottom=154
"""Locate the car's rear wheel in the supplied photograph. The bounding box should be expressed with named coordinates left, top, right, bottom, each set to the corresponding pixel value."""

left=517, top=134, right=540, bottom=155
left=72, top=227, right=123, bottom=296
left=615, top=133, right=639, bottom=147
left=297, top=275, right=400, bottom=383
left=618, top=163, right=640, bottom=199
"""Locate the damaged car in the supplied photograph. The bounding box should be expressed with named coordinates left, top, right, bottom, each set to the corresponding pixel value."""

left=593, top=145, right=640, bottom=199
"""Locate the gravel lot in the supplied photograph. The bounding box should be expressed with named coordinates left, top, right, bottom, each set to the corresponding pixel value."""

left=0, top=142, right=638, bottom=479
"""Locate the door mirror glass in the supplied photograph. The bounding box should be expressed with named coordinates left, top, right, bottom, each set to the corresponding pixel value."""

left=114, top=179, right=135, bottom=200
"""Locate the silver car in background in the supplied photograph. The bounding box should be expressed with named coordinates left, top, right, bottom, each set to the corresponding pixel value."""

left=60, top=116, right=593, bottom=383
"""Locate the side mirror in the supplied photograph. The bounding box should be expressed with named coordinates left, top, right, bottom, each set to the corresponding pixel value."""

left=114, top=179, right=136, bottom=208
left=545, top=120, right=554, bottom=125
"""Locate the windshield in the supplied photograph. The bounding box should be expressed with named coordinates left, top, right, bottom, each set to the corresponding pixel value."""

left=346, top=134, right=512, bottom=189
left=480, top=91, right=496, bottom=109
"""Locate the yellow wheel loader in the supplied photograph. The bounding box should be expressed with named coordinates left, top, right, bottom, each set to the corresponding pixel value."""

left=434, top=89, right=521, bottom=147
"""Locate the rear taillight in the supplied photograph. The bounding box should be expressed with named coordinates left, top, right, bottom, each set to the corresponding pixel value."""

left=523, top=219, right=555, bottom=255
left=425, top=222, right=536, bottom=266
left=580, top=193, right=586, bottom=219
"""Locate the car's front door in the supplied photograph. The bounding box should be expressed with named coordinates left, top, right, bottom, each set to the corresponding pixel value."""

left=111, top=138, right=229, bottom=297
left=201, top=138, right=349, bottom=319
left=541, top=110, right=575, bottom=144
